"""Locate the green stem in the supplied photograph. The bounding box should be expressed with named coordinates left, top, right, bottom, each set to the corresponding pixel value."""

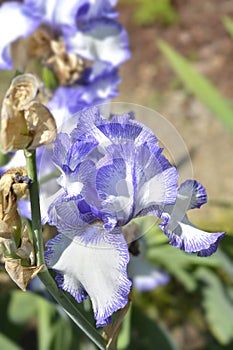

left=39, top=270, right=106, bottom=350
left=24, top=148, right=106, bottom=350
left=24, top=149, right=44, bottom=266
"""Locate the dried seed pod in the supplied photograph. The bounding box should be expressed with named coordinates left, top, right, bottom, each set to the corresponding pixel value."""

left=0, top=168, right=29, bottom=236
left=0, top=73, right=57, bottom=152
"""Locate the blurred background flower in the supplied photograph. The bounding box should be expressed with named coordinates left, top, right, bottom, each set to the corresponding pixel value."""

left=0, top=0, right=130, bottom=125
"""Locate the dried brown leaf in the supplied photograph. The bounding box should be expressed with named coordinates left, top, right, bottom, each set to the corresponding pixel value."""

left=0, top=73, right=56, bottom=152
left=4, top=257, right=44, bottom=291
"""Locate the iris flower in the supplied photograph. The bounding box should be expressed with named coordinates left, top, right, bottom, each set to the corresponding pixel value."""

left=44, top=107, right=224, bottom=327
left=44, top=107, right=178, bottom=326
left=0, top=0, right=130, bottom=120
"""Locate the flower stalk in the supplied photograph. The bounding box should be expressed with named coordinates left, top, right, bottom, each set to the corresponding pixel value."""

left=24, top=148, right=44, bottom=266
left=24, top=148, right=107, bottom=350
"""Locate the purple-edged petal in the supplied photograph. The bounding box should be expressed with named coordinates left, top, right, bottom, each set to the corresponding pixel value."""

left=66, top=19, right=130, bottom=66
left=76, top=0, right=118, bottom=22
left=128, top=254, right=170, bottom=292
left=0, top=2, right=41, bottom=69
left=178, top=180, right=207, bottom=210
left=45, top=224, right=132, bottom=327
left=160, top=213, right=225, bottom=256
left=70, top=109, right=160, bottom=152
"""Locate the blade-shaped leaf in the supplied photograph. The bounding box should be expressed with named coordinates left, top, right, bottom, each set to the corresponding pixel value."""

left=157, top=40, right=233, bottom=135
left=196, top=267, right=233, bottom=345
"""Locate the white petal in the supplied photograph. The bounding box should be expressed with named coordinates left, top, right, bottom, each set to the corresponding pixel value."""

left=160, top=214, right=225, bottom=256
left=45, top=224, right=132, bottom=327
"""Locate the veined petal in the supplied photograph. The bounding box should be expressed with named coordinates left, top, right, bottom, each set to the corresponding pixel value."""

left=70, top=109, right=160, bottom=155
left=96, top=142, right=178, bottom=227
left=178, top=180, right=207, bottom=210
left=66, top=19, right=130, bottom=66
left=128, top=254, right=170, bottom=291
left=52, top=133, right=72, bottom=170
left=69, top=108, right=160, bottom=152
left=160, top=213, right=225, bottom=256
left=0, top=2, right=41, bottom=69
left=45, top=225, right=132, bottom=327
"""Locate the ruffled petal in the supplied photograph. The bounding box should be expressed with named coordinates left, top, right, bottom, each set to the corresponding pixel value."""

left=45, top=224, right=132, bottom=327
left=160, top=213, right=225, bottom=256
left=0, top=2, right=41, bottom=69
left=66, top=19, right=130, bottom=66
left=69, top=108, right=160, bottom=152
left=178, top=180, right=207, bottom=210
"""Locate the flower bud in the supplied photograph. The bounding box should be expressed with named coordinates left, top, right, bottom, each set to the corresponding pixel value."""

left=0, top=73, right=57, bottom=152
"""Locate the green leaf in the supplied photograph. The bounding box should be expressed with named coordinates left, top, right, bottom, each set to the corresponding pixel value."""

left=0, top=333, right=23, bottom=350
left=37, top=296, right=56, bottom=350
left=222, top=16, right=233, bottom=38
left=8, top=290, right=38, bottom=324
left=157, top=40, right=233, bottom=135
left=196, top=267, right=233, bottom=344
left=117, top=304, right=132, bottom=350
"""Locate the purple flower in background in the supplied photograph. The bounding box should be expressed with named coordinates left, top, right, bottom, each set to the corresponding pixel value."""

left=44, top=107, right=178, bottom=327
left=160, top=180, right=225, bottom=256
left=127, top=237, right=170, bottom=292
left=0, top=0, right=130, bottom=121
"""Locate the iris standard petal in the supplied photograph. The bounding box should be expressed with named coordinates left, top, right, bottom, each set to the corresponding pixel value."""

left=160, top=213, right=225, bottom=256
left=96, top=142, right=178, bottom=227
left=45, top=224, right=132, bottom=327
left=69, top=109, right=160, bottom=152
left=0, top=2, right=41, bottom=69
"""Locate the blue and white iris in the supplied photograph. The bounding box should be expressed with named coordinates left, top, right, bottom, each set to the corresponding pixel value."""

left=44, top=107, right=178, bottom=326
left=44, top=107, right=224, bottom=327
left=0, top=0, right=130, bottom=122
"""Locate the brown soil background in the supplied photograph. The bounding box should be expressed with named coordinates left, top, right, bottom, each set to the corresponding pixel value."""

left=116, top=0, right=233, bottom=232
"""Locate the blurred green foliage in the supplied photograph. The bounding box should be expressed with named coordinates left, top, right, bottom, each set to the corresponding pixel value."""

left=157, top=39, right=233, bottom=135
left=120, top=0, right=178, bottom=26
